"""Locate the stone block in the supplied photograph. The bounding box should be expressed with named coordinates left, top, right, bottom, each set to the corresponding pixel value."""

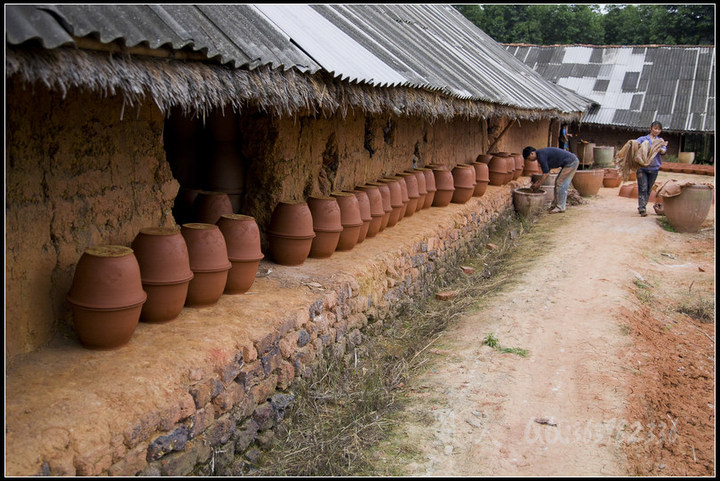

left=249, top=375, right=278, bottom=405
left=108, top=442, right=148, bottom=476
left=251, top=402, right=275, bottom=431
left=276, top=359, right=295, bottom=390
left=190, top=405, right=216, bottom=439
left=278, top=331, right=299, bottom=359
left=147, top=426, right=189, bottom=461
left=237, top=360, right=264, bottom=390
left=204, top=413, right=235, bottom=447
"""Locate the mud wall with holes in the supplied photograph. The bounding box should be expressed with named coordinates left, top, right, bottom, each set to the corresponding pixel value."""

left=5, top=78, right=546, bottom=364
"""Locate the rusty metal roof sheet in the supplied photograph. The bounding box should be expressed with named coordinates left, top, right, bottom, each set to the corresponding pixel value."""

left=503, top=44, right=715, bottom=133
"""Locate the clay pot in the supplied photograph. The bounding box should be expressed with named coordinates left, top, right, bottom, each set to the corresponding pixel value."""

left=488, top=154, right=508, bottom=186
left=356, top=184, right=384, bottom=237
left=331, top=192, right=364, bottom=251
left=619, top=183, right=634, bottom=198
left=420, top=168, right=437, bottom=208
left=432, top=167, right=455, bottom=207
left=216, top=214, right=264, bottom=294
left=131, top=227, right=194, bottom=323
left=306, top=196, right=342, bottom=258
left=628, top=171, right=637, bottom=181
left=513, top=188, right=546, bottom=218
left=206, top=142, right=245, bottom=198
left=67, top=246, right=146, bottom=349
left=410, top=170, right=428, bottom=210
left=181, top=223, right=232, bottom=307
left=379, top=178, right=403, bottom=227
left=397, top=172, right=420, bottom=217
left=349, top=190, right=372, bottom=243
left=475, top=153, right=493, bottom=164
left=470, top=161, right=490, bottom=197
left=511, top=153, right=524, bottom=180
left=531, top=173, right=558, bottom=187
left=207, top=108, right=238, bottom=142
left=267, top=201, right=315, bottom=265
left=391, top=176, right=410, bottom=220
left=503, top=154, right=516, bottom=183
left=603, top=169, right=622, bottom=188
left=662, top=185, right=714, bottom=233
left=192, top=191, right=234, bottom=224
left=571, top=169, right=604, bottom=196
left=630, top=183, right=639, bottom=199
left=451, top=165, right=476, bottom=204
left=368, top=182, right=392, bottom=231
left=522, top=159, right=541, bottom=176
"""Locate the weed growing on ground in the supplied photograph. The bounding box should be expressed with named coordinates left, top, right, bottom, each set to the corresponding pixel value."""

left=676, top=295, right=715, bottom=324
left=656, top=217, right=677, bottom=232
left=248, top=211, right=562, bottom=476
left=481, top=332, right=529, bottom=357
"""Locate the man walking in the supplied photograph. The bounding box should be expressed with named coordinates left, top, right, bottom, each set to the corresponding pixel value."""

left=523, top=146, right=580, bottom=213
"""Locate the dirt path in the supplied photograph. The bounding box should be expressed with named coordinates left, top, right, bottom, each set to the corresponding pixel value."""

left=373, top=175, right=715, bottom=476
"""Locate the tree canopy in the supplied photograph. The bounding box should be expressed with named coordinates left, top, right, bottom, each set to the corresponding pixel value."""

left=454, top=4, right=715, bottom=45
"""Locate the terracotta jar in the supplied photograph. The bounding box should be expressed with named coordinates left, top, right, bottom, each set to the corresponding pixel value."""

left=662, top=184, right=714, bottom=233
left=470, top=161, right=490, bottom=197
left=603, top=168, right=622, bottom=188
left=397, top=172, right=420, bottom=217
left=216, top=214, right=264, bottom=294
left=451, top=164, right=476, bottom=204
left=348, top=190, right=372, bottom=244
left=67, top=245, right=147, bottom=350
left=331, top=192, right=364, bottom=251
left=391, top=176, right=410, bottom=220
left=619, top=183, right=635, bottom=198
left=432, top=167, right=455, bottom=207
left=409, top=169, right=428, bottom=210
left=513, top=187, right=547, bottom=218
left=475, top=153, right=493, bottom=164
left=502, top=154, right=516, bottom=184
left=192, top=191, right=234, bottom=224
left=379, top=178, right=403, bottom=227
left=306, top=196, right=342, bottom=258
left=571, top=169, right=605, bottom=197
left=488, top=154, right=508, bottom=186
left=267, top=201, right=316, bottom=265
left=131, top=227, right=194, bottom=323
left=367, top=182, right=392, bottom=231
left=356, top=184, right=384, bottom=237
left=523, top=159, right=541, bottom=176
left=420, top=168, right=437, bottom=208
left=630, top=183, right=639, bottom=199
left=511, top=153, right=524, bottom=180
left=181, top=223, right=232, bottom=307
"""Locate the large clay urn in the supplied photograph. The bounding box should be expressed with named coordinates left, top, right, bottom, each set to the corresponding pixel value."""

left=420, top=168, right=437, bottom=208
left=216, top=214, right=264, bottom=294
left=192, top=191, right=234, bottom=224
left=393, top=176, right=410, bottom=220
left=661, top=184, right=714, bottom=233
left=511, top=153, right=524, bottom=180
left=523, top=158, right=541, bottom=177
left=571, top=169, right=604, bottom=196
left=67, top=246, right=147, bottom=349
left=502, top=154, right=516, bottom=184
left=618, top=183, right=634, bottom=198
left=181, top=223, right=232, bottom=307
left=356, top=184, right=384, bottom=237
left=470, top=161, right=490, bottom=197
left=379, top=178, right=403, bottom=227
left=409, top=169, right=428, bottom=210
left=306, top=196, right=342, bottom=258
left=348, top=190, right=372, bottom=244
left=488, top=154, right=508, bottom=186
left=603, top=168, right=622, bottom=188
left=367, top=182, right=392, bottom=231
left=331, top=192, right=364, bottom=251
left=131, top=227, right=194, bottom=323
left=451, top=164, right=476, bottom=204
left=397, top=172, right=420, bottom=217
left=267, top=201, right=316, bottom=265
left=432, top=167, right=455, bottom=207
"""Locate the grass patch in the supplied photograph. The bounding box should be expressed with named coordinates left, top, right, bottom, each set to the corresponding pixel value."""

left=656, top=216, right=677, bottom=232
left=676, top=295, right=715, bottom=324
left=247, top=210, right=564, bottom=476
left=481, top=332, right=529, bottom=357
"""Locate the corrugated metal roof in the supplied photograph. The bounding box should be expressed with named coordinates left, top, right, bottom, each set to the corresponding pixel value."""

left=6, top=4, right=593, bottom=116
left=503, top=44, right=715, bottom=133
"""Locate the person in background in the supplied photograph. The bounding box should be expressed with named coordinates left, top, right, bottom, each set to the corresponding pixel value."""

left=635, top=121, right=667, bottom=217
left=524, top=146, right=580, bottom=214
left=559, top=123, right=571, bottom=150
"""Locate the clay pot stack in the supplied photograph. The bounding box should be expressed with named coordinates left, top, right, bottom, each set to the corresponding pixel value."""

left=216, top=214, right=264, bottom=294
left=67, top=246, right=147, bottom=350
left=307, top=196, right=343, bottom=259
left=131, top=227, right=193, bottom=323
left=267, top=201, right=316, bottom=266
left=181, top=223, right=232, bottom=307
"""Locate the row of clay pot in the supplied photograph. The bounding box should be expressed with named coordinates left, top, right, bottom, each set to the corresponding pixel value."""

left=661, top=162, right=714, bottom=176
left=477, top=152, right=541, bottom=186
left=266, top=163, right=497, bottom=266
left=66, top=214, right=264, bottom=350
left=618, top=182, right=663, bottom=204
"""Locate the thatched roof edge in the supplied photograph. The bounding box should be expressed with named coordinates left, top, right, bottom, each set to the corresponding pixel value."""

left=6, top=47, right=580, bottom=123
